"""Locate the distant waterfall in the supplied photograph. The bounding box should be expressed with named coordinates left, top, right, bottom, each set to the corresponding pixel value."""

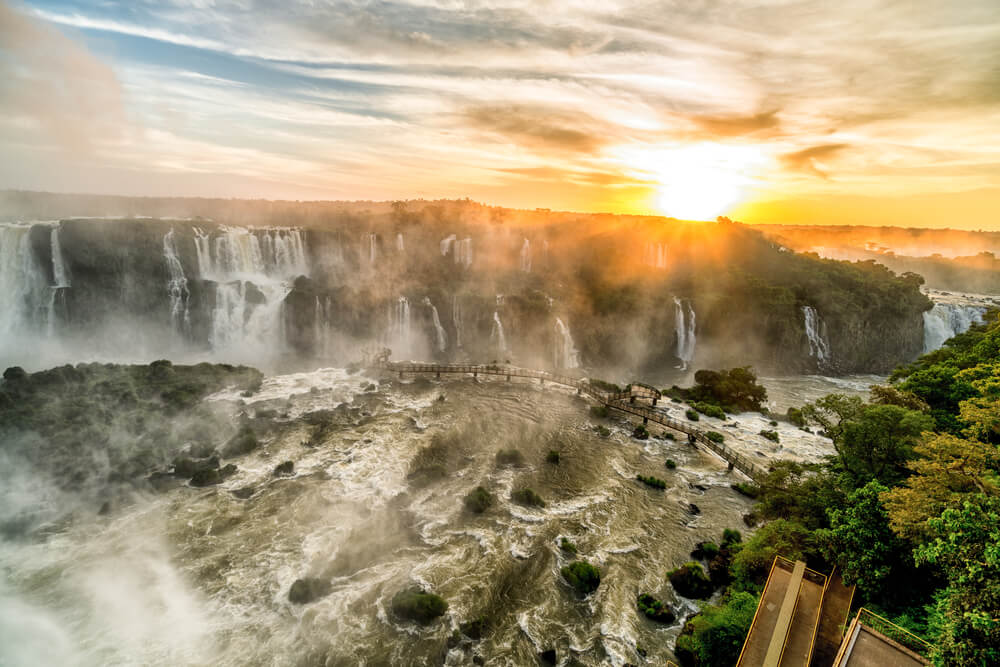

left=163, top=230, right=190, bottom=334
left=368, top=233, right=377, bottom=266
left=396, top=233, right=405, bottom=252
left=802, top=306, right=831, bottom=364
left=455, top=238, right=473, bottom=267
left=452, top=295, right=464, bottom=348
left=923, top=303, right=986, bottom=353
left=0, top=223, right=47, bottom=336
left=314, top=295, right=334, bottom=357
left=440, top=234, right=457, bottom=256
left=644, top=243, right=667, bottom=269
left=193, top=226, right=307, bottom=355
left=392, top=296, right=413, bottom=359
left=520, top=238, right=531, bottom=272
left=50, top=227, right=69, bottom=288
left=423, top=297, right=447, bottom=352
left=673, top=296, right=697, bottom=369
left=554, top=317, right=580, bottom=369
left=491, top=311, right=508, bottom=358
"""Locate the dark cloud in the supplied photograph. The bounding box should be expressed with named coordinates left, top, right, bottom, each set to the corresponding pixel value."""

left=464, top=105, right=609, bottom=153
left=780, top=143, right=848, bottom=178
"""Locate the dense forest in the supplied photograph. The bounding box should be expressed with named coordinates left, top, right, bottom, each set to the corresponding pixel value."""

left=673, top=310, right=1000, bottom=665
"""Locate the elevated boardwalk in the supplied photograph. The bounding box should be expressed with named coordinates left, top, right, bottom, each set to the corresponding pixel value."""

left=371, top=361, right=765, bottom=481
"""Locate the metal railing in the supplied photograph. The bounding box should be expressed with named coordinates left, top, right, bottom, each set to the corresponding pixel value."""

left=856, top=608, right=932, bottom=659
left=373, top=361, right=764, bottom=481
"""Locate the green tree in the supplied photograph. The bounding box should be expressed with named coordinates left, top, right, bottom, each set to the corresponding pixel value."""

left=836, top=404, right=934, bottom=486
left=801, top=393, right=865, bottom=445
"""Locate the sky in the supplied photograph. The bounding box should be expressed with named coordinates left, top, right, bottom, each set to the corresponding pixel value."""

left=1, top=0, right=999, bottom=228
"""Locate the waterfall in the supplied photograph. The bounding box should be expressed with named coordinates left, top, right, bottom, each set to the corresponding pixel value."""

left=554, top=317, right=580, bottom=369
left=396, top=233, right=405, bottom=252
left=923, top=303, right=986, bottom=353
left=440, top=234, right=456, bottom=256
left=520, top=238, right=531, bottom=272
left=802, top=306, right=831, bottom=363
left=452, top=295, right=463, bottom=349
left=0, top=223, right=47, bottom=336
left=423, top=297, right=448, bottom=352
left=491, top=311, right=508, bottom=358
left=314, top=295, right=333, bottom=357
left=193, top=226, right=307, bottom=356
left=644, top=243, right=667, bottom=269
left=50, top=227, right=69, bottom=288
left=673, top=296, right=697, bottom=369
left=392, top=296, right=412, bottom=359
left=454, top=238, right=473, bottom=267
left=163, top=230, right=190, bottom=334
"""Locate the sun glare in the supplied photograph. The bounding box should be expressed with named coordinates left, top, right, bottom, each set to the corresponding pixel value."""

left=617, top=143, right=767, bottom=220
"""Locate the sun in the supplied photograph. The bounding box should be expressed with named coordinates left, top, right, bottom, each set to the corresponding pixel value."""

left=616, top=143, right=767, bottom=220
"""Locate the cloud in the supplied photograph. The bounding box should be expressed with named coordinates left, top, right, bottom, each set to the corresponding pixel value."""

left=463, top=104, right=609, bottom=153
left=689, top=109, right=781, bottom=138
left=0, top=0, right=127, bottom=154
left=780, top=144, right=848, bottom=179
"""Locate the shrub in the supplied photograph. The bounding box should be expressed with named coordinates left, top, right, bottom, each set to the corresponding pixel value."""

left=759, top=429, right=780, bottom=443
left=685, top=409, right=700, bottom=421
left=273, top=460, right=294, bottom=476
left=695, top=402, right=727, bottom=420
left=674, top=591, right=758, bottom=665
left=632, top=424, right=649, bottom=440
left=769, top=420, right=778, bottom=427
left=637, top=475, right=667, bottom=490
left=661, top=432, right=676, bottom=441
left=786, top=406, right=807, bottom=427
left=691, top=541, right=720, bottom=560
left=589, top=378, right=622, bottom=393
left=596, top=425, right=611, bottom=438
left=637, top=593, right=676, bottom=623
left=464, top=486, right=494, bottom=513
left=705, top=431, right=725, bottom=444
left=561, top=560, right=601, bottom=595
left=665, top=459, right=677, bottom=470
left=668, top=561, right=714, bottom=599
left=391, top=588, right=448, bottom=623
left=731, top=483, right=760, bottom=499
left=589, top=405, right=610, bottom=419
left=546, top=450, right=560, bottom=464
left=511, top=488, right=545, bottom=507
left=559, top=537, right=578, bottom=555
left=722, top=528, right=743, bottom=547
left=495, top=449, right=524, bottom=466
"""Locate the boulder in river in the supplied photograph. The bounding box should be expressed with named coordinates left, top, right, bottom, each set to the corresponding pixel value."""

left=288, top=577, right=332, bottom=604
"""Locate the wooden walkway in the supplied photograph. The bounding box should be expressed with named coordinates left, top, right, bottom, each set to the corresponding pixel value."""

left=371, top=361, right=765, bottom=481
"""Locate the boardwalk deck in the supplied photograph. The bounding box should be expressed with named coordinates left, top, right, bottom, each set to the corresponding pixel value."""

left=372, top=361, right=765, bottom=481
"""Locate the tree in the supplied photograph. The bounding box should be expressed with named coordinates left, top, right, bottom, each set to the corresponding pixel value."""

left=915, top=495, right=1000, bottom=665
left=836, top=404, right=934, bottom=486
left=801, top=394, right=865, bottom=445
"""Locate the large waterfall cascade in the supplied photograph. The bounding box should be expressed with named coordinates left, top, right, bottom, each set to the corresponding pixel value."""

left=440, top=234, right=456, bottom=256
left=923, top=302, right=987, bottom=353
left=644, top=243, right=668, bottom=269
left=0, top=224, right=47, bottom=336
left=314, top=295, right=334, bottom=357
left=519, top=238, right=531, bottom=272
left=491, top=311, right=508, bottom=358
left=455, top=238, right=473, bottom=267
left=396, top=233, right=404, bottom=252
left=673, top=296, right=697, bottom=369
left=802, top=305, right=831, bottom=364
left=423, top=297, right=448, bottom=352
left=193, top=226, right=309, bottom=353
left=452, top=295, right=464, bottom=348
left=392, top=296, right=413, bottom=359
left=162, top=230, right=190, bottom=334
left=554, top=317, right=580, bottom=369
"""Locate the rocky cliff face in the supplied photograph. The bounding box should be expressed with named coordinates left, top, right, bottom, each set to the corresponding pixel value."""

left=0, top=215, right=932, bottom=376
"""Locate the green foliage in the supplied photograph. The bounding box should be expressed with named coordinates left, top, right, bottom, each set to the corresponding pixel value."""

left=391, top=588, right=448, bottom=623
left=561, top=560, right=601, bottom=595
left=589, top=405, right=609, bottom=419
left=730, top=520, right=817, bottom=591
left=750, top=461, right=844, bottom=530
left=636, top=475, right=667, bottom=490
left=786, top=406, right=807, bottom=427
left=511, top=487, right=545, bottom=507
left=596, top=425, right=611, bottom=437
left=694, top=402, right=727, bottom=420
left=721, top=529, right=742, bottom=548
left=668, top=561, right=714, bottom=599
left=685, top=409, right=700, bottom=421
left=835, top=404, right=935, bottom=487
left=464, top=486, right=494, bottom=513
left=545, top=450, right=560, bottom=464
left=674, top=591, right=759, bottom=667
left=705, top=431, right=724, bottom=444
left=588, top=378, right=622, bottom=394
left=495, top=449, right=524, bottom=466
left=632, top=424, right=649, bottom=440
left=637, top=593, right=675, bottom=623
left=759, top=429, right=779, bottom=442
left=688, top=367, right=768, bottom=412
left=665, top=458, right=677, bottom=470
left=692, top=541, right=720, bottom=560
left=559, top=537, right=578, bottom=556
left=731, top=482, right=760, bottom=498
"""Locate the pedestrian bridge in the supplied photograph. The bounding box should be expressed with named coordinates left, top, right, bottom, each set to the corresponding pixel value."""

left=370, top=360, right=765, bottom=481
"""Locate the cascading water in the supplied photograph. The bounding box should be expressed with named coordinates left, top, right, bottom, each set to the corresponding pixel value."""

left=455, top=238, right=473, bottom=267
left=452, top=295, right=463, bottom=349
left=163, top=230, right=190, bottom=335
left=396, top=233, right=404, bottom=252
left=392, top=296, right=413, bottom=359
left=554, top=317, right=580, bottom=369
left=491, top=311, right=508, bottom=358
left=194, top=226, right=308, bottom=358
left=802, top=306, right=831, bottom=365
left=923, top=303, right=987, bottom=353
left=46, top=226, right=70, bottom=336
left=0, top=223, right=48, bottom=336
left=423, top=297, right=448, bottom=353
left=440, top=234, right=456, bottom=256
left=644, top=243, right=667, bottom=269
left=519, top=238, right=531, bottom=272
left=314, top=295, right=334, bottom=357
left=673, top=296, right=696, bottom=369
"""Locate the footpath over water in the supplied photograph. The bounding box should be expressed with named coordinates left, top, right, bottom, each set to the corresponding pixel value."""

left=371, top=361, right=765, bottom=482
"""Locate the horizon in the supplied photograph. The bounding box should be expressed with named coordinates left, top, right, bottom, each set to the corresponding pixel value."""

left=2, top=1, right=999, bottom=229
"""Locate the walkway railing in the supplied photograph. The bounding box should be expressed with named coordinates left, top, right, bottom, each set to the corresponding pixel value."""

left=371, top=361, right=764, bottom=481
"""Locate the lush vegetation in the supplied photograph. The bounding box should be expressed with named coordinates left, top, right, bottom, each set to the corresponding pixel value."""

left=668, top=561, right=714, bottom=599
left=559, top=537, right=578, bottom=555
left=671, top=368, right=768, bottom=413
left=391, top=588, right=448, bottom=624
left=632, top=424, right=650, bottom=440
left=511, top=487, right=546, bottom=507
left=665, top=458, right=677, bottom=470
left=464, top=486, right=494, bottom=513
left=705, top=431, right=725, bottom=444
left=637, top=593, right=676, bottom=623
left=495, top=448, right=525, bottom=466
left=681, top=313, right=1000, bottom=666
left=561, top=560, right=601, bottom=596
left=637, top=475, right=667, bottom=490
left=759, top=429, right=780, bottom=442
